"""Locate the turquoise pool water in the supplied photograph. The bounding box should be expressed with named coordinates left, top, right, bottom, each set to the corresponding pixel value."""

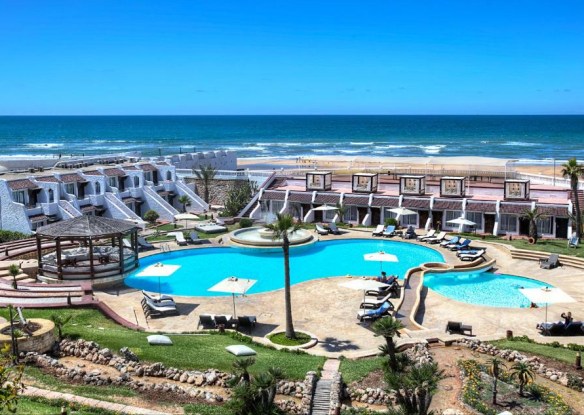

left=125, top=239, right=444, bottom=296
left=423, top=270, right=552, bottom=308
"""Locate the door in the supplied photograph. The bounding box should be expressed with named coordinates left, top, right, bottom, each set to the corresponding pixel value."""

left=519, top=217, right=530, bottom=236
left=432, top=211, right=444, bottom=230
left=556, top=217, right=569, bottom=239
left=357, top=207, right=368, bottom=225
left=418, top=210, right=429, bottom=229
left=371, top=208, right=381, bottom=226
left=484, top=214, right=496, bottom=234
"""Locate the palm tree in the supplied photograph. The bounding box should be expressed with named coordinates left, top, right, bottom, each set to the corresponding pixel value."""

left=335, top=202, right=348, bottom=224
left=562, top=158, right=583, bottom=238
left=177, top=195, right=191, bottom=213
left=372, top=316, right=404, bottom=372
left=193, top=165, right=217, bottom=204
left=521, top=208, right=545, bottom=243
left=488, top=358, right=506, bottom=405
left=265, top=213, right=300, bottom=339
left=8, top=264, right=20, bottom=289
left=231, top=357, right=256, bottom=385
left=510, top=361, right=534, bottom=396
left=50, top=314, right=72, bottom=341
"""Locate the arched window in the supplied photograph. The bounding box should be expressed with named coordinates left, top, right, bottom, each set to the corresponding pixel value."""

left=95, top=181, right=101, bottom=194
left=166, top=171, right=172, bottom=181
left=48, top=189, right=54, bottom=203
left=134, top=176, right=140, bottom=187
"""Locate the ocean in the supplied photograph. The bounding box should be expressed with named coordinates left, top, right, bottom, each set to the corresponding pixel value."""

left=0, top=115, right=583, bottom=160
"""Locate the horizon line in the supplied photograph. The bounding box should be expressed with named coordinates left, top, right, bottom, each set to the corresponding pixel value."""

left=0, top=113, right=583, bottom=117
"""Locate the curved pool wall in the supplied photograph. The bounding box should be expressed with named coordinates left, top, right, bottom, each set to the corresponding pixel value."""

left=423, top=269, right=554, bottom=308
left=125, top=239, right=445, bottom=297
left=229, top=227, right=316, bottom=247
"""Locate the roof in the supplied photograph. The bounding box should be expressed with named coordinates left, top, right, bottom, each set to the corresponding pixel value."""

left=499, top=202, right=531, bottom=214
left=103, top=168, right=127, bottom=177
left=36, top=216, right=137, bottom=239
left=83, top=170, right=104, bottom=176
left=8, top=179, right=40, bottom=191
left=261, top=190, right=286, bottom=201
left=35, top=176, right=59, bottom=183
left=60, top=173, right=87, bottom=183
left=343, top=195, right=370, bottom=206
left=314, top=193, right=341, bottom=204
left=138, top=164, right=157, bottom=172
left=402, top=198, right=431, bottom=209
left=372, top=196, right=399, bottom=207
left=123, top=166, right=139, bottom=171
left=433, top=199, right=463, bottom=210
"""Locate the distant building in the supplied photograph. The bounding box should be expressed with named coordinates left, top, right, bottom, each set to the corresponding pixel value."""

left=245, top=172, right=575, bottom=239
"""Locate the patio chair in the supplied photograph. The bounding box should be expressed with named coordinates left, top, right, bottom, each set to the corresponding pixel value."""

left=142, top=297, right=178, bottom=318
left=362, top=293, right=396, bottom=309
left=425, top=231, right=446, bottom=244
left=189, top=232, right=202, bottom=244
left=372, top=224, right=385, bottom=236
left=382, top=225, right=396, bottom=237
left=122, top=239, right=133, bottom=249
left=236, top=316, right=257, bottom=334
left=539, top=254, right=561, bottom=269
left=402, top=226, right=418, bottom=240
left=537, top=321, right=584, bottom=336
left=357, top=301, right=393, bottom=322
left=449, top=238, right=471, bottom=251
left=458, top=249, right=486, bottom=262
left=142, top=290, right=175, bottom=305
left=315, top=224, right=329, bottom=235
left=214, top=315, right=236, bottom=329
left=440, top=235, right=460, bottom=248
left=197, top=314, right=216, bottom=329
left=137, top=236, right=155, bottom=250
left=328, top=222, right=341, bottom=235
left=174, top=232, right=188, bottom=246
left=569, top=233, right=579, bottom=248
left=445, top=321, right=473, bottom=336
left=417, top=229, right=436, bottom=241
left=457, top=247, right=487, bottom=256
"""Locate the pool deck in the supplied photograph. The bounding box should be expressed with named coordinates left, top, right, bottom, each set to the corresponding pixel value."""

left=95, top=229, right=584, bottom=358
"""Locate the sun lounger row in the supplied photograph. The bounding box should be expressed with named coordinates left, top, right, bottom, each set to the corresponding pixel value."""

left=357, top=301, right=394, bottom=322
left=141, top=296, right=178, bottom=319
left=315, top=223, right=341, bottom=235
left=537, top=321, right=584, bottom=336
left=197, top=314, right=257, bottom=333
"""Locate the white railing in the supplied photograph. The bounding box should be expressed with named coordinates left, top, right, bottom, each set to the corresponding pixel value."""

left=515, top=172, right=584, bottom=190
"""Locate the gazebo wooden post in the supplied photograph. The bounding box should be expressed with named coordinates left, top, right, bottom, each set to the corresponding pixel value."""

left=88, top=237, right=94, bottom=280
left=36, top=234, right=43, bottom=275
left=118, top=235, right=124, bottom=274
left=56, top=238, right=62, bottom=280
left=132, top=230, right=138, bottom=266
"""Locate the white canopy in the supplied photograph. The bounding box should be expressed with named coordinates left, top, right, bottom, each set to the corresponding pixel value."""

left=208, top=277, right=258, bottom=317
left=364, top=251, right=398, bottom=273
left=312, top=205, right=338, bottom=211
left=389, top=207, right=417, bottom=216
left=520, top=287, right=576, bottom=323
left=136, top=263, right=181, bottom=296
left=340, top=278, right=390, bottom=302
left=447, top=216, right=476, bottom=226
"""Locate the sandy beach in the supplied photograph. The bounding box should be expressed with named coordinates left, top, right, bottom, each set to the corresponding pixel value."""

left=238, top=155, right=561, bottom=176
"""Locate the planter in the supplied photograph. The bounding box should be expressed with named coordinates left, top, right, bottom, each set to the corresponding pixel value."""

left=0, top=319, right=55, bottom=354
left=528, top=237, right=536, bottom=244
left=265, top=331, right=318, bottom=350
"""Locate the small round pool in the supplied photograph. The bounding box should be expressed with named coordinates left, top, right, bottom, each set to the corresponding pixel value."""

left=423, top=270, right=553, bottom=308
left=125, top=239, right=444, bottom=296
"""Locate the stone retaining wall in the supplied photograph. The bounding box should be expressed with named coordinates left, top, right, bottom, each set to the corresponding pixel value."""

left=301, top=371, right=318, bottom=414
left=0, top=319, right=55, bottom=354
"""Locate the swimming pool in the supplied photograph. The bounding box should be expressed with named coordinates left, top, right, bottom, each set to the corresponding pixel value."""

left=125, top=239, right=444, bottom=296
left=423, top=270, right=553, bottom=308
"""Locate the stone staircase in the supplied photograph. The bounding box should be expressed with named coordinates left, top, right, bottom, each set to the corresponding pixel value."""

left=310, top=379, right=332, bottom=415
left=0, top=261, right=34, bottom=284
left=509, top=248, right=584, bottom=269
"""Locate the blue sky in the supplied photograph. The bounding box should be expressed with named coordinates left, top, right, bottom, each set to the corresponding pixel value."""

left=0, top=1, right=582, bottom=115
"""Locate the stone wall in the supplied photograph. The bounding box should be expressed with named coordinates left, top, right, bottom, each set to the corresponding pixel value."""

left=187, top=179, right=244, bottom=207
left=0, top=319, right=55, bottom=354
left=301, top=371, right=318, bottom=414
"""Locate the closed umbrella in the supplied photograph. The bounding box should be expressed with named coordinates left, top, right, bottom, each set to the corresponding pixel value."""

left=364, top=251, right=398, bottom=273
left=208, top=276, right=257, bottom=318
left=520, top=287, right=576, bottom=326
left=136, top=263, right=181, bottom=297
left=312, top=205, right=338, bottom=211
left=340, top=278, right=390, bottom=302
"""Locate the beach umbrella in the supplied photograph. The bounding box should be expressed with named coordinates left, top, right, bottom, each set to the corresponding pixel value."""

left=519, top=286, right=576, bottom=327
left=389, top=207, right=417, bottom=216
left=136, top=263, right=181, bottom=297
left=447, top=216, right=476, bottom=226
left=174, top=213, right=200, bottom=228
left=364, top=251, right=399, bottom=273
left=208, top=276, right=257, bottom=318
left=312, top=205, right=338, bottom=211
left=340, top=278, right=390, bottom=302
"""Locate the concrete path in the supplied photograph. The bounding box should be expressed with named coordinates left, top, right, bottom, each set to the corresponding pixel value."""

left=321, top=358, right=340, bottom=380
left=23, top=385, right=170, bottom=415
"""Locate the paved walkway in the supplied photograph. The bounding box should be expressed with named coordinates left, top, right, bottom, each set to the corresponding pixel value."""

left=23, top=385, right=170, bottom=415
left=321, top=358, right=341, bottom=380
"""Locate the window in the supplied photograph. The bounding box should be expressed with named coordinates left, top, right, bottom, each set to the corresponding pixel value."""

left=134, top=176, right=140, bottom=187
left=500, top=214, right=518, bottom=232
left=12, top=190, right=25, bottom=204
left=384, top=209, right=417, bottom=226
left=48, top=189, right=54, bottom=203
left=537, top=217, right=553, bottom=235
left=466, top=212, right=483, bottom=230
left=166, top=171, right=172, bottom=181
left=271, top=200, right=284, bottom=213
left=144, top=171, right=153, bottom=182
left=95, top=182, right=101, bottom=193
left=443, top=210, right=463, bottom=228
left=108, top=177, right=117, bottom=188
left=65, top=183, right=75, bottom=195
left=324, top=209, right=336, bottom=221
left=344, top=206, right=358, bottom=222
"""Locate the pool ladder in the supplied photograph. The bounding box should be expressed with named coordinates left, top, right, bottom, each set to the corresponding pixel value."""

left=161, top=244, right=172, bottom=253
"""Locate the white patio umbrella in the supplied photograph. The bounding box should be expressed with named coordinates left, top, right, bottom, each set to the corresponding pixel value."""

left=340, top=278, right=390, bottom=302
left=520, top=287, right=576, bottom=325
left=208, top=276, right=257, bottom=318
left=364, top=251, right=399, bottom=273
left=389, top=207, right=417, bottom=216
left=312, top=205, right=338, bottom=211
left=136, top=263, right=181, bottom=297
left=174, top=213, right=200, bottom=228
left=447, top=216, right=476, bottom=226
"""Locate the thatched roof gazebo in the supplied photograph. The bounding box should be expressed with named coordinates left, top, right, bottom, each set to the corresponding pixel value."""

left=36, top=216, right=139, bottom=283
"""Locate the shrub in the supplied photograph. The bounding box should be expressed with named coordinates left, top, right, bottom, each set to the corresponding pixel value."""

left=384, top=217, right=398, bottom=227
left=239, top=218, right=253, bottom=228
left=526, top=383, right=545, bottom=401
left=567, top=373, right=584, bottom=391
left=143, top=210, right=160, bottom=225
left=0, top=230, right=29, bottom=243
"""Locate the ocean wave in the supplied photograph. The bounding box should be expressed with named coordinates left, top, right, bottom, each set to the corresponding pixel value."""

left=224, top=145, right=267, bottom=151
left=375, top=144, right=412, bottom=150
left=25, top=143, right=64, bottom=149
left=338, top=149, right=364, bottom=154
left=502, top=141, right=541, bottom=147
left=350, top=141, right=374, bottom=145
left=419, top=145, right=446, bottom=154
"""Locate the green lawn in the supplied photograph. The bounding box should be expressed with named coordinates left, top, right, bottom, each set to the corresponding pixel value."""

left=462, top=233, right=584, bottom=258
left=3, top=309, right=324, bottom=380
left=340, top=356, right=385, bottom=383
left=490, top=339, right=579, bottom=364
left=17, top=397, right=118, bottom=415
